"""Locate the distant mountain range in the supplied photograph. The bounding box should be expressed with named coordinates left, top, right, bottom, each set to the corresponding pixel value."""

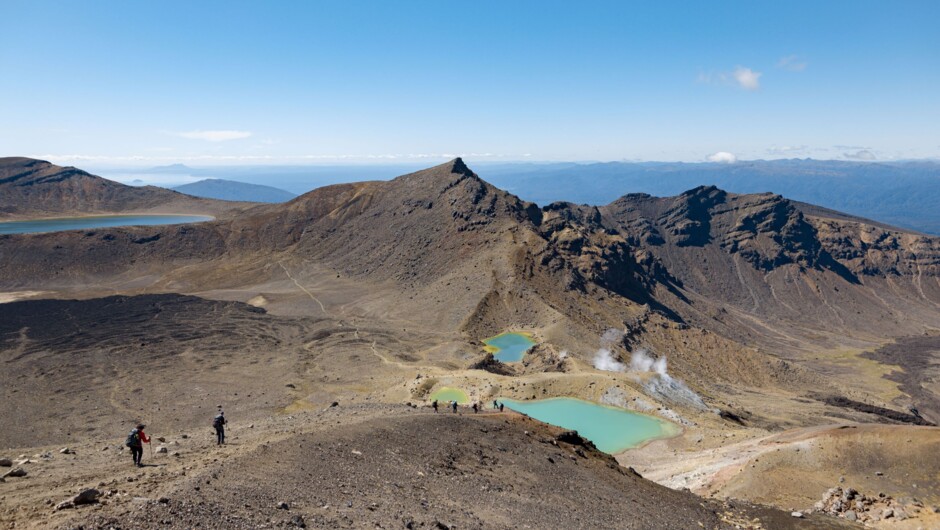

left=478, top=159, right=940, bottom=235
left=172, top=179, right=296, bottom=203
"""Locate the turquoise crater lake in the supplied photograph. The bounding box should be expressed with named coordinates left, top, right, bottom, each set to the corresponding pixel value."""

left=0, top=214, right=214, bottom=235
left=484, top=332, right=536, bottom=362
left=500, top=397, right=678, bottom=453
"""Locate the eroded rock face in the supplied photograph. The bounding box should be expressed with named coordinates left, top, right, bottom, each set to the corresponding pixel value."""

left=811, top=217, right=940, bottom=276
left=603, top=189, right=837, bottom=275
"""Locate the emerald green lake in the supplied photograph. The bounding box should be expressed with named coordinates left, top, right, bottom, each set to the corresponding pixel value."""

left=0, top=214, right=214, bottom=235
left=430, top=387, right=469, bottom=404
left=484, top=332, right=536, bottom=362
left=500, top=397, right=677, bottom=453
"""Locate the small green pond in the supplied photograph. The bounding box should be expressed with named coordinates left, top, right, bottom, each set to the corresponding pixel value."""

left=484, top=332, right=536, bottom=362
left=430, top=387, right=469, bottom=404
left=499, top=397, right=678, bottom=453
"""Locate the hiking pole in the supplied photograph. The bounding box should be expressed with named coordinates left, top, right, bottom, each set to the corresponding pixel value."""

left=149, top=441, right=153, bottom=460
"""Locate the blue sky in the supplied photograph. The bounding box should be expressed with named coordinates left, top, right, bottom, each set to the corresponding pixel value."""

left=1, top=1, right=938, bottom=165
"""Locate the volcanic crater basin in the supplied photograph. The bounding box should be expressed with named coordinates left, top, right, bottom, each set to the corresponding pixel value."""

left=429, top=386, right=470, bottom=404
left=0, top=214, right=214, bottom=234
left=500, top=397, right=680, bottom=453
left=483, top=332, right=536, bottom=362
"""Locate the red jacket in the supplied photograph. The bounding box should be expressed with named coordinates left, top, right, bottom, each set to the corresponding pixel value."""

left=138, top=430, right=150, bottom=444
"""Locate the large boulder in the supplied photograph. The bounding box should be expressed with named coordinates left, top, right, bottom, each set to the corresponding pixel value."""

left=73, top=488, right=101, bottom=505
left=2, top=467, right=26, bottom=478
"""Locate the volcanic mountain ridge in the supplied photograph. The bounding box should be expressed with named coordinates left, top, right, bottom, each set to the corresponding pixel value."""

left=0, top=157, right=254, bottom=219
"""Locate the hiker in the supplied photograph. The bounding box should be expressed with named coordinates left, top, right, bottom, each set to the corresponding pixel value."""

left=499, top=402, right=504, bottom=412
left=451, top=400, right=458, bottom=413
left=213, top=411, right=227, bottom=445
left=493, top=400, right=498, bottom=410
left=472, top=402, right=479, bottom=413
left=432, top=399, right=439, bottom=413
left=125, top=423, right=150, bottom=467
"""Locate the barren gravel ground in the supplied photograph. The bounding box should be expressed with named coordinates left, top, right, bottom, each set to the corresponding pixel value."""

left=1, top=404, right=855, bottom=530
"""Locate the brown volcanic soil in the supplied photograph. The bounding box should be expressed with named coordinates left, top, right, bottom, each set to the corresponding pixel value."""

left=0, top=295, right=315, bottom=449
left=0, top=405, right=854, bottom=530
left=0, top=157, right=254, bottom=219
left=2, top=159, right=940, bottom=527
left=860, top=334, right=940, bottom=425
left=632, top=423, right=940, bottom=528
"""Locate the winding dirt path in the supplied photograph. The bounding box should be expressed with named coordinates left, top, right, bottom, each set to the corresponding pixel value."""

left=277, top=260, right=327, bottom=315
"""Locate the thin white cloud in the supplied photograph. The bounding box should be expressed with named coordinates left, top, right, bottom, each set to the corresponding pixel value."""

left=697, top=66, right=762, bottom=91
left=767, top=145, right=809, bottom=155
left=843, top=149, right=877, bottom=161
left=176, top=130, right=252, bottom=142
left=707, top=151, right=737, bottom=163
left=776, top=55, right=807, bottom=72
left=833, top=144, right=870, bottom=150
left=732, top=67, right=761, bottom=91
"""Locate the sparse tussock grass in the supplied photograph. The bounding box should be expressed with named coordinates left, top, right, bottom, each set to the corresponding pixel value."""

left=412, top=377, right=439, bottom=399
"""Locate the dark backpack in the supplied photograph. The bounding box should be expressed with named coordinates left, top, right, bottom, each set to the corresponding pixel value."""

left=213, top=415, right=224, bottom=429
left=125, top=429, right=140, bottom=447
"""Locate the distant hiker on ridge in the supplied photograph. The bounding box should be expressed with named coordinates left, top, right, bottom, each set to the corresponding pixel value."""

left=472, top=402, right=479, bottom=413
left=125, top=423, right=150, bottom=467
left=451, top=400, right=458, bottom=413
left=432, top=399, right=439, bottom=413
left=213, top=410, right=227, bottom=445
left=493, top=400, right=498, bottom=410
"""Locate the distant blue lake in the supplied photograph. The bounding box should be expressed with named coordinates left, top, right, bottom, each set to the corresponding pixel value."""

left=500, top=397, right=678, bottom=453
left=484, top=332, right=536, bottom=362
left=0, top=214, right=213, bottom=235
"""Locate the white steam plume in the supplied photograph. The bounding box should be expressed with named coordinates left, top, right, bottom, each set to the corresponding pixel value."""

left=630, top=349, right=708, bottom=410
left=629, top=349, right=667, bottom=375
left=589, top=330, right=710, bottom=410
left=593, top=328, right=627, bottom=372
left=593, top=348, right=627, bottom=372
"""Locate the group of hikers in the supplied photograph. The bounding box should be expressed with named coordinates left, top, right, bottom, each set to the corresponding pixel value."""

left=124, top=408, right=227, bottom=467
left=431, top=398, right=505, bottom=414
left=126, top=397, right=507, bottom=467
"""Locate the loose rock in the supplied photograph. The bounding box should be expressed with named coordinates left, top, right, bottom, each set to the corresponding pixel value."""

left=73, top=488, right=101, bottom=506
left=3, top=467, right=27, bottom=478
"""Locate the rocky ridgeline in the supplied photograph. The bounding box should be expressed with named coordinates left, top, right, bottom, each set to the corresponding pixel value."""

left=809, top=485, right=934, bottom=524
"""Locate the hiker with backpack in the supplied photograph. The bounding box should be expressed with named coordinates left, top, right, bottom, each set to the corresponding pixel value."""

left=213, top=411, right=227, bottom=445
left=125, top=423, right=150, bottom=467
left=432, top=399, right=439, bottom=413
